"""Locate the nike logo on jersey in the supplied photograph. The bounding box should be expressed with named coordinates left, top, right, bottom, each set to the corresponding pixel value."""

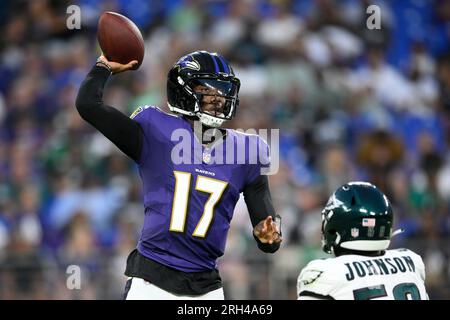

left=345, top=255, right=416, bottom=281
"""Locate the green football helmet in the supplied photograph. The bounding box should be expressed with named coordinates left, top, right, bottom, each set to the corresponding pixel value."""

left=321, top=181, right=397, bottom=254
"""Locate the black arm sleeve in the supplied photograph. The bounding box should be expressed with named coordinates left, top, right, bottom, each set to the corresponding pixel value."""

left=75, top=65, right=143, bottom=163
left=243, top=175, right=281, bottom=253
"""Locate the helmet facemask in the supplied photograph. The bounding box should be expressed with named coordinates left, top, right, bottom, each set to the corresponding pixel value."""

left=321, top=208, right=340, bottom=254
left=189, top=77, right=240, bottom=127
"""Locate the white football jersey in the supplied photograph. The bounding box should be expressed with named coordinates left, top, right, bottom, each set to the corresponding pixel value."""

left=297, top=249, right=428, bottom=300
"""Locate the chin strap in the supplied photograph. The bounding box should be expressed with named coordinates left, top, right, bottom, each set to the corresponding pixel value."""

left=391, top=228, right=405, bottom=238
left=197, top=112, right=225, bottom=127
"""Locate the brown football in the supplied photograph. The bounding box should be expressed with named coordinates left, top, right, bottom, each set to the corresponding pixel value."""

left=97, top=11, right=145, bottom=69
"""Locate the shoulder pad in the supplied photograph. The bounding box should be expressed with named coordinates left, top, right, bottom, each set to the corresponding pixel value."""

left=297, top=258, right=344, bottom=298
left=389, top=248, right=426, bottom=281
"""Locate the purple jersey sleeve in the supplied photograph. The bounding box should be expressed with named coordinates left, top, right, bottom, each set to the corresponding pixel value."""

left=130, top=105, right=168, bottom=165
left=245, top=135, right=271, bottom=186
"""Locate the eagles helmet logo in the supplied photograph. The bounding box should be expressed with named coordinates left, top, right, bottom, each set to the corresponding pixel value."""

left=324, top=194, right=349, bottom=212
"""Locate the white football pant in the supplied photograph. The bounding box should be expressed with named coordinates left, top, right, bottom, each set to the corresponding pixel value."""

left=125, top=277, right=225, bottom=300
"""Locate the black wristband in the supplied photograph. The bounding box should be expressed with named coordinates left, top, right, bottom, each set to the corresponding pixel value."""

left=253, top=233, right=281, bottom=253
left=95, top=59, right=113, bottom=74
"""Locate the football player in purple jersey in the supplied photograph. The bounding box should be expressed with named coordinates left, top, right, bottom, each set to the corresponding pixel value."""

left=76, top=51, right=282, bottom=299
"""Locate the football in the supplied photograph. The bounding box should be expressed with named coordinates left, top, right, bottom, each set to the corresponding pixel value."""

left=97, top=11, right=145, bottom=69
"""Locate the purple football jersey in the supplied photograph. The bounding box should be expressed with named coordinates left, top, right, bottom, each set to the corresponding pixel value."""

left=131, top=105, right=270, bottom=272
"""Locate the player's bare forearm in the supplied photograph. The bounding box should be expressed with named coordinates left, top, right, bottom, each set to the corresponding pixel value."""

left=76, top=64, right=143, bottom=162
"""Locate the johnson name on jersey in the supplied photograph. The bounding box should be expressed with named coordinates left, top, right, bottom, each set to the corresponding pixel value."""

left=297, top=248, right=428, bottom=300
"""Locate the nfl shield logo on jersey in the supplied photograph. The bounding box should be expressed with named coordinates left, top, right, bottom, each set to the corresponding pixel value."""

left=351, top=228, right=359, bottom=238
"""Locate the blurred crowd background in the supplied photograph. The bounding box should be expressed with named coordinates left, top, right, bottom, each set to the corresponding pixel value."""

left=0, top=0, right=449, bottom=299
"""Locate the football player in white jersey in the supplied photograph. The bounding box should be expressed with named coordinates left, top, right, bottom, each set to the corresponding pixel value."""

left=297, top=182, right=428, bottom=300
